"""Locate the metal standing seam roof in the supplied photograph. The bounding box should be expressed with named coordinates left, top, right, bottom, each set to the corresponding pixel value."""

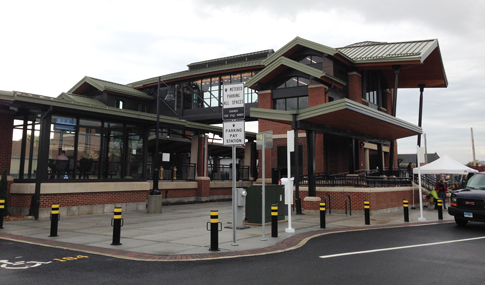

left=56, top=93, right=107, bottom=107
left=337, top=39, right=438, bottom=64
left=69, top=76, right=154, bottom=100
left=128, top=59, right=266, bottom=88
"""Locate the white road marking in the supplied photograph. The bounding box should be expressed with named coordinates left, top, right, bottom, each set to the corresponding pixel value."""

left=319, top=236, right=485, bottom=259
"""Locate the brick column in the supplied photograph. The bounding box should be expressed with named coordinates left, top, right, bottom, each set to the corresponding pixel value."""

left=308, top=84, right=328, bottom=107
left=348, top=72, right=363, bottom=104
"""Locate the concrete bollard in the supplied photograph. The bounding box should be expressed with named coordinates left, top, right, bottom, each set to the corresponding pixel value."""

left=364, top=200, right=370, bottom=225
left=320, top=202, right=326, bottom=229
left=49, top=203, right=60, bottom=237
left=437, top=199, right=443, bottom=220
left=403, top=199, right=409, bottom=222
left=111, top=207, right=123, bottom=245
left=271, top=204, right=278, bottom=238
left=207, top=210, right=221, bottom=251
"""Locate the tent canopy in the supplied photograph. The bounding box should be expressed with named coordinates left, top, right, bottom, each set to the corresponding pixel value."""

left=413, top=155, right=478, bottom=175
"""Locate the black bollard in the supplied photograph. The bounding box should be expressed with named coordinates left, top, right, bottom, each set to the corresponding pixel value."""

left=111, top=207, right=123, bottom=245
left=403, top=199, right=409, bottom=222
left=437, top=199, right=443, bottom=220
left=320, top=202, right=326, bottom=229
left=208, top=210, right=221, bottom=251
left=271, top=204, right=278, bottom=237
left=49, top=203, right=60, bottom=237
left=364, top=200, right=370, bottom=225
left=0, top=199, right=4, bottom=229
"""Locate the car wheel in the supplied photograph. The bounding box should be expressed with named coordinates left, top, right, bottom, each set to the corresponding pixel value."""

left=455, top=217, right=468, bottom=227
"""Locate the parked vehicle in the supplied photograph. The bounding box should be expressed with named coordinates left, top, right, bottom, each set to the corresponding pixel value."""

left=448, top=172, right=485, bottom=226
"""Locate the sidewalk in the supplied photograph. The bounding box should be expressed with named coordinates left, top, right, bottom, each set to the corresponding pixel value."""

left=0, top=201, right=454, bottom=261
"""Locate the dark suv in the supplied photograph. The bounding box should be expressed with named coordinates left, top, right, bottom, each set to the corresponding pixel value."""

left=448, top=172, right=485, bottom=226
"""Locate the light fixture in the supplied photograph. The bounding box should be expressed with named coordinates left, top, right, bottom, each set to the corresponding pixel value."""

left=164, top=90, right=174, bottom=101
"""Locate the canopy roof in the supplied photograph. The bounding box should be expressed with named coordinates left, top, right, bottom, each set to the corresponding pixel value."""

left=413, top=155, right=478, bottom=175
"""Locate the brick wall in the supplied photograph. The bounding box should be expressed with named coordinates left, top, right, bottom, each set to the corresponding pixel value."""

left=348, top=72, right=362, bottom=104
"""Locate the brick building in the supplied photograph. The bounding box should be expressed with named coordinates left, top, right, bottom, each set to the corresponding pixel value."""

left=0, top=37, right=447, bottom=218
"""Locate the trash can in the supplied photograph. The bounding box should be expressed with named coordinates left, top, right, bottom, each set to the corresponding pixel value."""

left=245, top=184, right=285, bottom=224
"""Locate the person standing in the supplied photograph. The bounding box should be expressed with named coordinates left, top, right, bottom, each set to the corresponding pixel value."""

left=407, top=162, right=413, bottom=178
left=436, top=179, right=448, bottom=209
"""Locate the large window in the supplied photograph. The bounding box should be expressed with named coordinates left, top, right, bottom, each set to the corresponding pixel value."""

left=10, top=118, right=40, bottom=179
left=362, top=70, right=386, bottom=109
left=276, top=77, right=310, bottom=89
left=274, top=96, right=308, bottom=111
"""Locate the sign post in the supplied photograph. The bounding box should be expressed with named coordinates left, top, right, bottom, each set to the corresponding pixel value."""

left=222, top=83, right=245, bottom=246
left=256, top=131, right=273, bottom=240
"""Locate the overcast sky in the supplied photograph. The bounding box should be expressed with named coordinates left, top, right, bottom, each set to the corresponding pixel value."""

left=1, top=0, right=484, bottom=164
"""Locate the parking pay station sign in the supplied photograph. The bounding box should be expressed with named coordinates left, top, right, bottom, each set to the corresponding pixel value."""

left=223, top=121, right=245, bottom=146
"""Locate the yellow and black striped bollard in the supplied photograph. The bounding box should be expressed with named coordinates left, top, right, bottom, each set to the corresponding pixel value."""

left=437, top=199, right=443, bottom=220
left=271, top=204, right=278, bottom=237
left=320, top=202, right=326, bottom=229
left=207, top=210, right=221, bottom=251
left=403, top=199, right=409, bottom=222
left=49, top=203, right=60, bottom=237
left=364, top=200, right=370, bottom=225
left=111, top=207, right=123, bottom=245
left=0, top=199, right=5, bottom=229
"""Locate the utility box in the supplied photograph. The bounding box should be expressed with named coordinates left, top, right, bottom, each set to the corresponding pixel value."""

left=245, top=185, right=285, bottom=224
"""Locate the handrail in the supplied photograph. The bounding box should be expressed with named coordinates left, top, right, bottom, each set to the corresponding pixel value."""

left=345, top=195, right=351, bottom=216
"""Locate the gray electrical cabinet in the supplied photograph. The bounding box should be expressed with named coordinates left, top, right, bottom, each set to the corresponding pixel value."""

left=245, top=184, right=285, bottom=224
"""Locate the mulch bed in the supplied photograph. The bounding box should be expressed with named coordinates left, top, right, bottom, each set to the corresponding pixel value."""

left=3, top=215, right=25, bottom=221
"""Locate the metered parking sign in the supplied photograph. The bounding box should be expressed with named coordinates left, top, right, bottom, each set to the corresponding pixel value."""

left=223, top=121, right=245, bottom=146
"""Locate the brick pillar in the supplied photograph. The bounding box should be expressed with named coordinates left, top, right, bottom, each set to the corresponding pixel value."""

left=348, top=72, right=363, bottom=104
left=196, top=134, right=208, bottom=177
left=196, top=177, right=211, bottom=198
left=0, top=108, right=14, bottom=174
left=308, top=84, right=328, bottom=107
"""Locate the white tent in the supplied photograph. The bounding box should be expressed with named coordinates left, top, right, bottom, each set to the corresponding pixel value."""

left=412, top=154, right=477, bottom=221
left=413, top=155, right=478, bottom=175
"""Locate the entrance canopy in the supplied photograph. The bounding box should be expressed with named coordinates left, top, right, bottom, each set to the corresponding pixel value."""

left=413, top=155, right=478, bottom=175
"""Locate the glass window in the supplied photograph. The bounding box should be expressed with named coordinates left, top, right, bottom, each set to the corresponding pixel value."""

left=102, top=125, right=123, bottom=179
left=10, top=118, right=40, bottom=179
left=275, top=99, right=285, bottom=110
left=190, top=80, right=201, bottom=109
left=125, top=127, right=144, bottom=179
left=287, top=97, right=298, bottom=110
left=48, top=115, right=77, bottom=180
left=231, top=74, right=241, bottom=83
left=202, top=78, right=211, bottom=108
left=210, top=77, right=220, bottom=107
left=298, top=96, right=308, bottom=109
left=115, top=99, right=124, bottom=109
left=298, top=77, right=310, bottom=86
left=77, top=124, right=101, bottom=179
left=286, top=78, right=298, bottom=88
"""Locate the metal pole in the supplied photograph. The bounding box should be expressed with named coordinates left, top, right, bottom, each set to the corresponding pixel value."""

left=49, top=203, right=60, bottom=237
left=320, top=202, right=326, bottom=228
left=152, top=77, right=161, bottom=195
left=111, top=207, right=123, bottom=245
left=271, top=204, right=278, bottom=238
left=232, top=145, right=238, bottom=246
left=261, top=133, right=267, bottom=241
left=209, top=210, right=220, bottom=251
left=403, top=199, right=409, bottom=222
left=364, top=200, right=370, bottom=225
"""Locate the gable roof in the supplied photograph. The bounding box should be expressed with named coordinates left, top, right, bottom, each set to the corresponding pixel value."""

left=69, top=76, right=154, bottom=100
left=57, top=92, right=107, bottom=107
left=245, top=56, right=346, bottom=90
left=262, top=37, right=339, bottom=66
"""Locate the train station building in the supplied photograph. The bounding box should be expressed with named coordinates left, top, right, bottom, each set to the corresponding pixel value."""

left=0, top=37, right=447, bottom=218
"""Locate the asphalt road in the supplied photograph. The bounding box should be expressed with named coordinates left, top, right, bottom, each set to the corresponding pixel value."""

left=2, top=222, right=485, bottom=284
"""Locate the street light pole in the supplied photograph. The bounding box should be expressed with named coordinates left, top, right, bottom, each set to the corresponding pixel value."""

left=152, top=77, right=161, bottom=195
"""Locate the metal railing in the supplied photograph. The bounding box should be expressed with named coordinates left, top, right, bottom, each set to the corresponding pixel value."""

left=208, top=165, right=250, bottom=181
left=147, top=163, right=196, bottom=181
left=299, top=174, right=412, bottom=187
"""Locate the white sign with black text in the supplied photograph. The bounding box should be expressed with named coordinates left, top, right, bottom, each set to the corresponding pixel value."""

left=222, top=83, right=245, bottom=120
left=223, top=121, right=245, bottom=146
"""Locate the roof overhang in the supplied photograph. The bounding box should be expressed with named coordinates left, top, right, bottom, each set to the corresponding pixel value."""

left=250, top=99, right=421, bottom=142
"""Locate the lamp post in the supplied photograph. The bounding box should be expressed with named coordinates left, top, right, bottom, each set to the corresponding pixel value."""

left=152, top=77, right=162, bottom=195
left=152, top=77, right=174, bottom=195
